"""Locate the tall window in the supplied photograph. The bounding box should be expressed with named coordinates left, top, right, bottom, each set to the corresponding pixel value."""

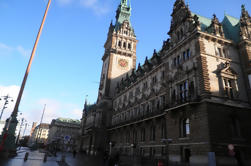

left=143, top=82, right=148, bottom=89
left=173, top=58, right=177, bottom=67
left=150, top=126, right=155, bottom=141
left=231, top=118, right=241, bottom=138
left=118, top=41, right=122, bottom=47
left=188, top=81, right=195, bottom=98
left=128, top=43, right=132, bottom=50
left=150, top=100, right=155, bottom=112
left=172, top=89, right=176, bottom=103
left=126, top=131, right=130, bottom=143
left=223, top=78, right=234, bottom=99
left=186, top=49, right=190, bottom=59
left=123, top=42, right=126, bottom=49
left=141, top=128, right=145, bottom=141
left=152, top=76, right=157, bottom=85
left=133, top=130, right=137, bottom=143
left=248, top=74, right=251, bottom=88
left=161, top=123, right=167, bottom=139
left=179, top=81, right=188, bottom=102
left=161, top=95, right=166, bottom=108
left=180, top=118, right=190, bottom=137
left=216, top=47, right=222, bottom=57
left=177, top=55, right=181, bottom=65
left=183, top=51, right=186, bottom=61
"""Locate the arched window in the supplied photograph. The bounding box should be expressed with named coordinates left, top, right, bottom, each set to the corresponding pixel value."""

left=123, top=42, right=127, bottom=49
left=118, top=41, right=122, bottom=47
left=128, top=43, right=132, bottom=50
left=181, top=118, right=190, bottom=137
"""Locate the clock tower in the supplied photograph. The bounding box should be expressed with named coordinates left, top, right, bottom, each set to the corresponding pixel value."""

left=98, top=0, right=138, bottom=102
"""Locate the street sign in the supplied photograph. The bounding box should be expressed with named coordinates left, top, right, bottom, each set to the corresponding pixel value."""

left=64, top=135, right=71, bottom=143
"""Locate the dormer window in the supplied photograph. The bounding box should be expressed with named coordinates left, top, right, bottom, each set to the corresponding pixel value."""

left=218, top=62, right=238, bottom=99
left=124, top=30, right=128, bottom=35
left=223, top=78, right=234, bottom=99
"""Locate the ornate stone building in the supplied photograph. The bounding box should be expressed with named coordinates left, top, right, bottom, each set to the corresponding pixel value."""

left=47, top=118, right=80, bottom=151
left=80, top=0, right=251, bottom=165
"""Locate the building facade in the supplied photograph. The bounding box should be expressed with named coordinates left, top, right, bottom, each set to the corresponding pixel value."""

left=80, top=0, right=251, bottom=165
left=47, top=118, right=80, bottom=151
left=29, top=123, right=49, bottom=145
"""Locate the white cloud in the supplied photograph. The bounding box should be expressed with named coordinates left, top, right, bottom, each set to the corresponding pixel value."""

left=0, top=42, right=30, bottom=57
left=24, top=98, right=82, bottom=124
left=0, top=43, right=13, bottom=56
left=55, top=0, right=110, bottom=15
left=79, top=0, right=109, bottom=15
left=16, top=45, right=31, bottom=57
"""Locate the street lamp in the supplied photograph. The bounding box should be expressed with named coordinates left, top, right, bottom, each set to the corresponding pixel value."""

left=16, top=118, right=27, bottom=145
left=109, top=142, right=112, bottom=156
left=0, top=95, right=14, bottom=121
left=0, top=0, right=51, bottom=156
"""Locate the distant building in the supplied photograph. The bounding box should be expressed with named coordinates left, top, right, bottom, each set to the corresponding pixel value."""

left=30, top=122, right=37, bottom=137
left=29, top=123, right=49, bottom=145
left=47, top=118, right=81, bottom=151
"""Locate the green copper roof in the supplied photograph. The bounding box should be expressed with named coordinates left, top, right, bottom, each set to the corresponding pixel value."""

left=56, top=118, right=80, bottom=124
left=192, top=13, right=211, bottom=31
left=192, top=12, right=241, bottom=43
left=115, top=0, right=132, bottom=29
left=222, top=14, right=240, bottom=43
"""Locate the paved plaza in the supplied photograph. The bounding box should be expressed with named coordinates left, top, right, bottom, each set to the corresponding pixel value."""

left=0, top=147, right=104, bottom=166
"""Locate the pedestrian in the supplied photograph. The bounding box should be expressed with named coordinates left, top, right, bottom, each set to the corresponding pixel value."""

left=73, top=149, right=77, bottom=158
left=114, top=153, right=120, bottom=166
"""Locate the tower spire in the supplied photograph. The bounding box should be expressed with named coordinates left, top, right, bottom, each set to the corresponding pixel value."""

left=115, top=0, right=132, bottom=28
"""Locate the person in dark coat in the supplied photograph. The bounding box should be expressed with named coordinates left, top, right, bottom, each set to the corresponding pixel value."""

left=73, top=149, right=77, bottom=158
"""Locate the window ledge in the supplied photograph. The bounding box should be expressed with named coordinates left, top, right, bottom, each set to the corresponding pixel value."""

left=231, top=137, right=246, bottom=141
left=178, top=137, right=190, bottom=140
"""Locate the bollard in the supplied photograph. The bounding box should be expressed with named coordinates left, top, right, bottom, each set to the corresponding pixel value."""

left=24, top=152, right=29, bottom=161
left=43, top=153, right=47, bottom=162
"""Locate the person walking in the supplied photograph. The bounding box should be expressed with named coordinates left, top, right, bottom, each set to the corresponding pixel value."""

left=73, top=149, right=77, bottom=158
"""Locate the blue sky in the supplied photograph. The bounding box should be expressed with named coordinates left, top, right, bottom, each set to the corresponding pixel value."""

left=0, top=0, right=250, bottom=133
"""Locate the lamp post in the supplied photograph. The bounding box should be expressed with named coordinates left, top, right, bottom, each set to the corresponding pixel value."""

left=0, top=0, right=51, bottom=156
left=109, top=142, right=112, bottom=156
left=0, top=95, right=14, bottom=121
left=16, top=118, right=26, bottom=145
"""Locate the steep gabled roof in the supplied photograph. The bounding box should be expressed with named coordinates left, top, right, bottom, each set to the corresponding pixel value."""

left=192, top=13, right=211, bottom=31
left=222, top=14, right=240, bottom=43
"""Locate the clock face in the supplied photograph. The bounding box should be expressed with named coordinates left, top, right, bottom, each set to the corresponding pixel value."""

left=118, top=59, right=128, bottom=68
